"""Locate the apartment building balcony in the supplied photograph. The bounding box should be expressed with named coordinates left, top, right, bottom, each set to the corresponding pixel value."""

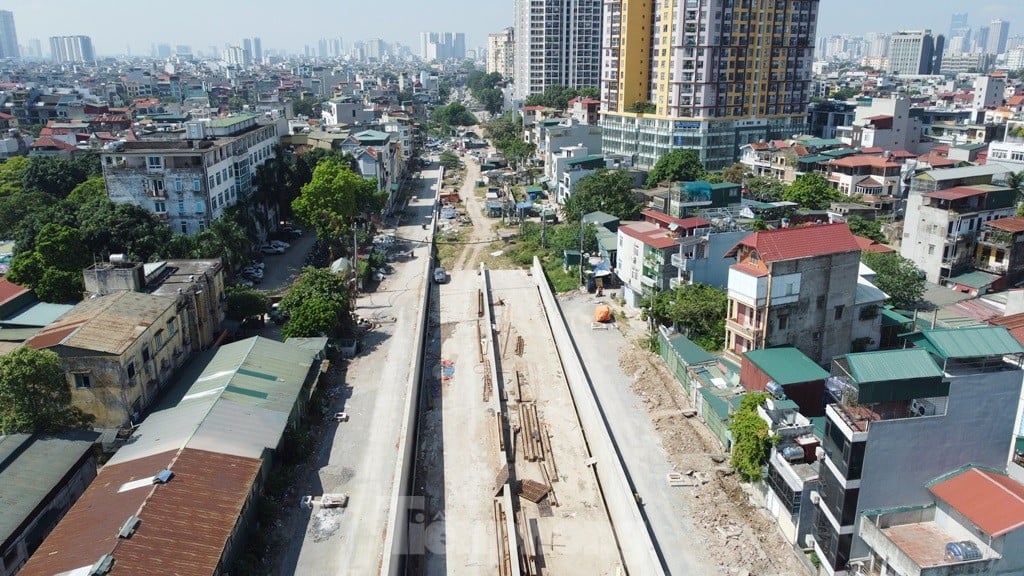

left=146, top=189, right=167, bottom=199
left=726, top=315, right=763, bottom=338
left=977, top=229, right=1013, bottom=249
left=974, top=257, right=1009, bottom=275
left=857, top=509, right=997, bottom=576
left=669, top=275, right=689, bottom=289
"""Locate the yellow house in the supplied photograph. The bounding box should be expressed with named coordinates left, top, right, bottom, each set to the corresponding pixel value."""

left=26, top=291, right=191, bottom=429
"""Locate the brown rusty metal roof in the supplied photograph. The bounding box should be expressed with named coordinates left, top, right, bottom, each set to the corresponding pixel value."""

left=19, top=448, right=261, bottom=576
left=18, top=451, right=177, bottom=576
left=25, top=291, right=177, bottom=354
left=109, top=449, right=262, bottom=576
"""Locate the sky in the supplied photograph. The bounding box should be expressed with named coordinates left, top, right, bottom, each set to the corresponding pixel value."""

left=3, top=1, right=1024, bottom=58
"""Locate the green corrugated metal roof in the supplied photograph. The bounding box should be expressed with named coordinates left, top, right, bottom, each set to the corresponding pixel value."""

left=881, top=308, right=914, bottom=327
left=744, top=347, right=829, bottom=385
left=802, top=138, right=844, bottom=148
left=845, top=349, right=943, bottom=384
left=903, top=326, right=1024, bottom=359
left=947, top=270, right=1000, bottom=289
left=699, top=387, right=731, bottom=420
left=525, top=185, right=543, bottom=193
left=565, top=154, right=603, bottom=166
left=183, top=337, right=315, bottom=413
left=0, top=431, right=99, bottom=544
left=822, top=148, right=859, bottom=158
left=810, top=416, right=826, bottom=441
left=956, top=142, right=988, bottom=151
left=666, top=334, right=716, bottom=366
left=798, top=154, right=833, bottom=164
left=596, top=228, right=618, bottom=251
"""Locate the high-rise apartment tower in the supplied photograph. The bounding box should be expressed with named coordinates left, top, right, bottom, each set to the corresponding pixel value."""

left=512, top=0, right=602, bottom=101
left=600, top=0, right=819, bottom=170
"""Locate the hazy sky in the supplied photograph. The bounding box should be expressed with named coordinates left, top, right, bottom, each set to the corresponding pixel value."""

left=3, top=1, right=1024, bottom=57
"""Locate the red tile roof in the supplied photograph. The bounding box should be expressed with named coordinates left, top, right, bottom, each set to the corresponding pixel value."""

left=640, top=209, right=711, bottom=231
left=0, top=277, right=29, bottom=306
left=828, top=155, right=900, bottom=168
left=889, top=150, right=917, bottom=158
left=725, top=223, right=861, bottom=263
left=990, top=311, right=1024, bottom=345
left=859, top=146, right=884, bottom=154
left=924, top=186, right=987, bottom=201
left=29, top=136, right=77, bottom=151
left=730, top=262, right=769, bottom=278
left=854, top=235, right=894, bottom=253
left=619, top=221, right=680, bottom=250
left=929, top=467, right=1024, bottom=537
left=987, top=216, right=1024, bottom=234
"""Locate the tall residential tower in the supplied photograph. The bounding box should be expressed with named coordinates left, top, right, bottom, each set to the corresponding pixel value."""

left=0, top=10, right=18, bottom=59
left=512, top=0, right=602, bottom=101
left=599, top=0, right=819, bottom=171
left=50, top=35, right=94, bottom=63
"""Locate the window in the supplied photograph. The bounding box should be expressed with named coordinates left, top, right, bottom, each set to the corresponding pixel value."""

left=154, top=201, right=166, bottom=212
left=208, top=175, right=215, bottom=189
left=816, top=295, right=825, bottom=310
left=181, top=222, right=188, bottom=234
left=147, top=156, right=163, bottom=169
left=74, top=373, right=92, bottom=388
left=155, top=329, right=165, bottom=349
left=167, top=318, right=177, bottom=337
left=834, top=305, right=844, bottom=320
left=126, top=361, right=136, bottom=379
left=178, top=200, right=185, bottom=213
left=175, top=179, right=183, bottom=192
left=193, top=178, right=202, bottom=191
left=778, top=315, right=789, bottom=330
left=142, top=346, right=151, bottom=362
left=928, top=244, right=935, bottom=255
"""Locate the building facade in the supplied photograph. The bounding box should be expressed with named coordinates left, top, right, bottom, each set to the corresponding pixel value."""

left=101, top=114, right=280, bottom=236
left=723, top=223, right=865, bottom=365
left=599, top=0, right=818, bottom=170
left=512, top=0, right=602, bottom=101
left=811, top=330, right=1024, bottom=574
left=886, top=30, right=935, bottom=75
left=0, top=10, right=18, bottom=59
left=49, top=35, right=94, bottom=64
left=487, top=27, right=514, bottom=78
left=901, top=166, right=1016, bottom=284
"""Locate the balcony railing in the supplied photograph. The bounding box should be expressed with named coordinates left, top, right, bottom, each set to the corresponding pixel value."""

left=726, top=317, right=762, bottom=334
left=974, top=259, right=1008, bottom=275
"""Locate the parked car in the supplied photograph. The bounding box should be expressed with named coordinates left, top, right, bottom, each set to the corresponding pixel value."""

left=269, top=240, right=290, bottom=250
left=281, top=226, right=304, bottom=238
left=260, top=244, right=285, bottom=255
left=433, top=267, right=448, bottom=284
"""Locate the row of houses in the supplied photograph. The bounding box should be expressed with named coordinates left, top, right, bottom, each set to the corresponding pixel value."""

left=2, top=335, right=328, bottom=576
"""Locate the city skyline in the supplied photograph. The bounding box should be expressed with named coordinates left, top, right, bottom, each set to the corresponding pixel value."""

left=2, top=0, right=1024, bottom=60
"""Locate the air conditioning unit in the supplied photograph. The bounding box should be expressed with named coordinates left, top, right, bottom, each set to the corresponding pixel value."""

left=910, top=398, right=937, bottom=417
left=809, top=491, right=821, bottom=505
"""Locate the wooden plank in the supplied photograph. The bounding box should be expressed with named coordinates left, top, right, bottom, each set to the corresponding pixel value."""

left=540, top=419, right=558, bottom=482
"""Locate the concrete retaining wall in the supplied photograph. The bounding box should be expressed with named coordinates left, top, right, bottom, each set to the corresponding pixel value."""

left=380, top=167, right=442, bottom=576
left=531, top=257, right=666, bottom=576
left=481, top=265, right=522, bottom=576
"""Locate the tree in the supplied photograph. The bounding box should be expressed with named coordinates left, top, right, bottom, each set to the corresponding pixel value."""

left=191, top=218, right=252, bottom=273
left=484, top=112, right=522, bottom=142
left=646, top=149, right=706, bottom=187
left=66, top=176, right=107, bottom=205
left=77, top=200, right=173, bottom=263
left=438, top=151, right=460, bottom=170
left=495, top=138, right=536, bottom=170
left=0, top=155, right=29, bottom=196
left=225, top=286, right=270, bottom=320
left=291, top=95, right=321, bottom=117
left=280, top=267, right=352, bottom=338
left=846, top=215, right=886, bottom=243
left=728, top=392, right=772, bottom=481
left=861, top=252, right=926, bottom=309
left=0, top=347, right=94, bottom=434
left=722, top=163, right=750, bottom=184
left=563, top=169, right=642, bottom=222
left=291, top=158, right=384, bottom=242
left=523, top=84, right=598, bottom=110
left=830, top=86, right=860, bottom=100
left=22, top=153, right=101, bottom=198
left=1007, top=170, right=1024, bottom=200
left=643, top=284, right=728, bottom=350
left=625, top=101, right=657, bottom=114
left=7, top=223, right=89, bottom=303
left=745, top=176, right=786, bottom=202
left=432, top=102, right=477, bottom=129
left=782, top=173, right=841, bottom=210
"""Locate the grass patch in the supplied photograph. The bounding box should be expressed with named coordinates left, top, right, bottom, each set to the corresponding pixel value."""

left=435, top=230, right=465, bottom=267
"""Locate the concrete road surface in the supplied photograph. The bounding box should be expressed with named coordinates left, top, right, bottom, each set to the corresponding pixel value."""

left=285, top=164, right=438, bottom=576
left=558, top=293, right=714, bottom=575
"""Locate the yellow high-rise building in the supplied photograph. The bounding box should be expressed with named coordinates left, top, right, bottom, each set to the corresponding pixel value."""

left=600, top=0, right=820, bottom=170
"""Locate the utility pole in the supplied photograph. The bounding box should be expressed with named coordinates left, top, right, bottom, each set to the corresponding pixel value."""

left=579, top=213, right=585, bottom=289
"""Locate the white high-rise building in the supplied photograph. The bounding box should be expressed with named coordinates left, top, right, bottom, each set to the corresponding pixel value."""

left=50, top=35, right=94, bottom=63
left=989, top=19, right=1011, bottom=55
left=0, top=10, right=18, bottom=59
left=887, top=30, right=935, bottom=75
left=512, top=0, right=602, bottom=101
left=487, top=27, right=514, bottom=79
